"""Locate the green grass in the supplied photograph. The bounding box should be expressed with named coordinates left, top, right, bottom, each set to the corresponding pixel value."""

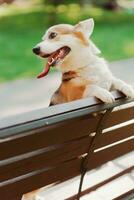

left=0, top=5, right=134, bottom=82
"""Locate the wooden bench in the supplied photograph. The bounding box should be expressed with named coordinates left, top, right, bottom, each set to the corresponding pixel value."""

left=0, top=91, right=134, bottom=200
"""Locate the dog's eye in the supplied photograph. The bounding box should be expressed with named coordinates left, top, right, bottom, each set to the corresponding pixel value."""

left=49, top=32, right=57, bottom=39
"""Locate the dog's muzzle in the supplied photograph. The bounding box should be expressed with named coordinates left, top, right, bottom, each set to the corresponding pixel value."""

left=33, top=45, right=71, bottom=79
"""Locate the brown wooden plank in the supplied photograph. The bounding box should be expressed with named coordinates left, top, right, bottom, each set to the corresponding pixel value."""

left=104, top=106, right=134, bottom=128
left=95, top=123, right=134, bottom=149
left=88, top=139, right=134, bottom=170
left=0, top=136, right=92, bottom=182
left=9, top=195, right=22, bottom=200
left=113, top=189, right=134, bottom=200
left=0, top=158, right=82, bottom=200
left=0, top=115, right=99, bottom=160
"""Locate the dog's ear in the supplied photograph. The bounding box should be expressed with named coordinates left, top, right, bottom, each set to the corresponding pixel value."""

left=74, top=18, right=94, bottom=38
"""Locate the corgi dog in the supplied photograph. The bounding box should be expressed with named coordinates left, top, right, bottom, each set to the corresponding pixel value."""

left=33, top=18, right=134, bottom=105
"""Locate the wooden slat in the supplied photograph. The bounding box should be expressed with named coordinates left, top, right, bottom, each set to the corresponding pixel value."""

left=88, top=139, right=134, bottom=170
left=103, top=106, right=134, bottom=128
left=0, top=136, right=92, bottom=182
left=0, top=158, right=82, bottom=200
left=113, top=189, right=134, bottom=200
left=95, top=123, right=134, bottom=149
left=7, top=195, right=22, bottom=200
left=0, top=115, right=99, bottom=160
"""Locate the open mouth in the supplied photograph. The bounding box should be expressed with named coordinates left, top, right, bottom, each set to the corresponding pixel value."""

left=37, top=46, right=71, bottom=78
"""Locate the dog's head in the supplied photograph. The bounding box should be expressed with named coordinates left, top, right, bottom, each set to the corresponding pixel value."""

left=33, top=18, right=101, bottom=78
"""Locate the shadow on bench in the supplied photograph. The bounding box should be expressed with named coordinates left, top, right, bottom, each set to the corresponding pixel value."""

left=0, top=91, right=134, bottom=200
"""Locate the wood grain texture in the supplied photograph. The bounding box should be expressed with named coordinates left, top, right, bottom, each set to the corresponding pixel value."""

left=89, top=139, right=134, bottom=170
left=0, top=115, right=98, bottom=160
left=0, top=158, right=82, bottom=200
left=95, top=123, right=134, bottom=149
left=104, top=106, right=134, bottom=128
left=0, top=136, right=92, bottom=182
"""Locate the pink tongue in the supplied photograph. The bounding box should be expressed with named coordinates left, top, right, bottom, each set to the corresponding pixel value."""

left=37, top=53, right=54, bottom=79
left=37, top=49, right=65, bottom=79
left=37, top=63, right=50, bottom=79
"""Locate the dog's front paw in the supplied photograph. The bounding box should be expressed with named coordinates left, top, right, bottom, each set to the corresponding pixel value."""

left=99, top=91, right=115, bottom=103
left=122, top=85, right=134, bottom=99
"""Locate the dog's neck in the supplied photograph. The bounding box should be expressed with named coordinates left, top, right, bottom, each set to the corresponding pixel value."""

left=61, top=62, right=93, bottom=82
left=62, top=71, right=78, bottom=82
left=59, top=49, right=99, bottom=74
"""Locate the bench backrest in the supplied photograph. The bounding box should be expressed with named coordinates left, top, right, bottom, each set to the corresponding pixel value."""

left=0, top=91, right=133, bottom=200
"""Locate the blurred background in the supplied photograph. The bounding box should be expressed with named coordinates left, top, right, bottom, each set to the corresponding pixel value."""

left=0, top=0, right=134, bottom=118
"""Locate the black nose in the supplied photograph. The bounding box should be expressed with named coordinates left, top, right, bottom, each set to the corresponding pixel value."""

left=32, top=47, right=40, bottom=54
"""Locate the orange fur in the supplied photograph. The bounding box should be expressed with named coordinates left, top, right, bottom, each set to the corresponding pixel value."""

left=73, top=31, right=89, bottom=46
left=50, top=71, right=93, bottom=105
left=60, top=81, right=86, bottom=102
